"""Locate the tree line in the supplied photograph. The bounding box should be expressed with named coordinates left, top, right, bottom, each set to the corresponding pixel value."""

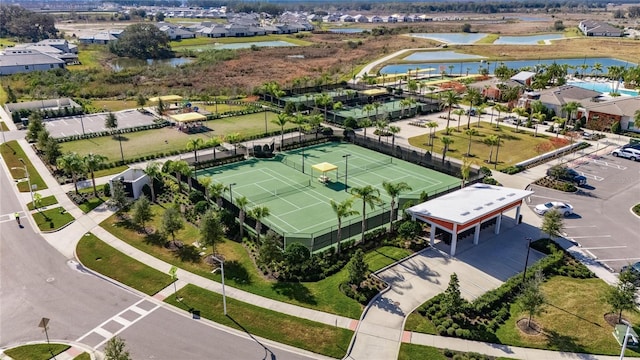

left=0, top=5, right=57, bottom=41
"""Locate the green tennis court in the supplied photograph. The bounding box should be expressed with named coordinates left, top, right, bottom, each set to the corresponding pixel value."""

left=199, top=142, right=459, bottom=251
left=334, top=100, right=426, bottom=120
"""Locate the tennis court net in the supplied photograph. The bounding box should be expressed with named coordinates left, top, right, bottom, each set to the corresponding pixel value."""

left=346, top=157, right=393, bottom=177
left=279, top=156, right=305, bottom=174
left=249, top=179, right=312, bottom=203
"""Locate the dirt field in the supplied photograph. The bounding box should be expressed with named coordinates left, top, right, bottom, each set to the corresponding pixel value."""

left=53, top=13, right=640, bottom=97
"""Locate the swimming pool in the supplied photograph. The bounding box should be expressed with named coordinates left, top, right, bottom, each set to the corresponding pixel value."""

left=567, top=81, right=639, bottom=96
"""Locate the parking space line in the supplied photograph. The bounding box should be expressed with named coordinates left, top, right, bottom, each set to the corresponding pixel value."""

left=564, top=225, right=597, bottom=229
left=592, top=159, right=627, bottom=170
left=581, top=173, right=604, bottom=181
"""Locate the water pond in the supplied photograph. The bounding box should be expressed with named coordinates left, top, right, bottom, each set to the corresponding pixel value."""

left=110, top=57, right=193, bottom=71
left=403, top=51, right=485, bottom=61
left=494, top=34, right=564, bottom=45
left=211, top=40, right=298, bottom=49
left=410, top=33, right=488, bottom=44
left=328, top=28, right=365, bottom=33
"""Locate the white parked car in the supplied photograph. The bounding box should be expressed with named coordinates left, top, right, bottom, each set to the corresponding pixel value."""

left=612, top=147, right=640, bottom=161
left=534, top=202, right=574, bottom=217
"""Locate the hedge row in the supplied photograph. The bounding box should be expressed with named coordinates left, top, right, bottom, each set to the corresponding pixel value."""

left=56, top=120, right=169, bottom=143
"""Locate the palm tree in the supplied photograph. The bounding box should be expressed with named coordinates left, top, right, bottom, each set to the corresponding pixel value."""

left=551, top=116, right=565, bottom=137
left=484, top=135, right=500, bottom=163
left=464, top=88, right=481, bottom=130
left=308, top=112, right=323, bottom=139
left=144, top=161, right=161, bottom=202
left=171, top=160, right=191, bottom=192
left=465, top=128, right=479, bottom=156
left=460, top=157, right=473, bottom=189
left=207, top=137, right=222, bottom=160
left=332, top=101, right=343, bottom=123
left=532, top=112, right=546, bottom=137
left=475, top=104, right=487, bottom=127
left=197, top=176, right=213, bottom=200
left=358, top=118, right=373, bottom=140
left=493, top=104, right=509, bottom=129
left=350, top=185, right=382, bottom=242
left=329, top=198, right=359, bottom=254
left=562, top=101, right=581, bottom=126
left=83, top=153, right=108, bottom=197
left=388, top=125, right=401, bottom=149
left=382, top=181, right=412, bottom=232
left=314, top=93, right=333, bottom=120
left=513, top=107, right=528, bottom=132
left=236, top=196, right=249, bottom=240
left=291, top=113, right=307, bottom=143
left=57, top=152, right=85, bottom=194
left=272, top=113, right=290, bottom=147
left=225, top=132, right=241, bottom=155
left=373, top=102, right=382, bottom=119
left=363, top=104, right=375, bottom=121
left=186, top=138, right=204, bottom=162
left=208, top=182, right=226, bottom=208
left=607, top=65, right=626, bottom=93
left=440, top=136, right=453, bottom=164
left=426, top=121, right=438, bottom=147
left=250, top=206, right=270, bottom=242
left=453, top=109, right=465, bottom=131
left=441, top=91, right=460, bottom=132
left=375, top=120, right=388, bottom=143
left=592, top=62, right=603, bottom=78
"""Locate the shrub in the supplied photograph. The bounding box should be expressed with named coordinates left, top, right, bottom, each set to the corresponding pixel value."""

left=103, top=182, right=111, bottom=197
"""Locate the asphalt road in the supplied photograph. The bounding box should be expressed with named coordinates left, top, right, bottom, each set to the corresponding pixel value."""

left=0, top=164, right=322, bottom=360
left=528, top=153, right=640, bottom=272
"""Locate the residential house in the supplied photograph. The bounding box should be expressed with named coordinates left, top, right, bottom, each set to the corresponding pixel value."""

left=340, top=15, right=355, bottom=22
left=370, top=15, right=384, bottom=23
left=386, top=16, right=398, bottom=23
left=533, top=85, right=602, bottom=116
left=468, top=78, right=522, bottom=101
left=580, top=96, right=640, bottom=132
left=579, top=20, right=623, bottom=37
left=510, top=71, right=536, bottom=87
left=322, top=14, right=341, bottom=23
left=353, top=14, right=369, bottom=23
left=0, top=49, right=65, bottom=75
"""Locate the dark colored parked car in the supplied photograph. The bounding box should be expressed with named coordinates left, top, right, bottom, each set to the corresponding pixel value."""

left=546, top=165, right=587, bottom=186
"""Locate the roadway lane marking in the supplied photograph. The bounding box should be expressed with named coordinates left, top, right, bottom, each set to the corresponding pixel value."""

left=580, top=245, right=627, bottom=250
left=76, top=298, right=160, bottom=348
left=570, top=235, right=612, bottom=239
left=564, top=225, right=597, bottom=228
left=598, top=258, right=640, bottom=262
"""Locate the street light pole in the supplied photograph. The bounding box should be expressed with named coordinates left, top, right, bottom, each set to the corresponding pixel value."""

left=342, top=154, right=351, bottom=192
left=620, top=320, right=631, bottom=359
left=79, top=112, right=85, bottom=135
left=301, top=147, right=305, bottom=174
left=14, top=159, right=34, bottom=209
left=522, top=237, right=532, bottom=283
left=264, top=109, right=268, bottom=134
left=494, top=135, right=501, bottom=170
left=212, top=255, right=227, bottom=316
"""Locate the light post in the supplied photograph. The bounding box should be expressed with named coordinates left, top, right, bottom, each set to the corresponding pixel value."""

left=211, top=255, right=227, bottom=316
left=342, top=154, right=351, bottom=192
left=494, top=135, right=501, bottom=170
left=620, top=320, right=632, bottom=359
left=264, top=109, right=268, bottom=134
left=301, top=147, right=305, bottom=174
left=12, top=159, right=34, bottom=209
left=79, top=112, right=85, bottom=135
left=228, top=182, right=236, bottom=205
left=522, top=237, right=532, bottom=283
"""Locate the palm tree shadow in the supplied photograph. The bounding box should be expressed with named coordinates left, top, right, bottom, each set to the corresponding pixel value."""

left=271, top=282, right=317, bottom=305
left=227, top=315, right=276, bottom=360
left=546, top=303, right=602, bottom=328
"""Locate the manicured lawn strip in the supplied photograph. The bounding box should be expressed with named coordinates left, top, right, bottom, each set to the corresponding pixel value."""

left=101, top=208, right=364, bottom=318
left=93, top=165, right=129, bottom=178
left=0, top=121, right=8, bottom=131
left=76, top=233, right=174, bottom=295
left=475, top=34, right=499, bottom=44
left=72, top=353, right=90, bottom=360
left=78, top=197, right=106, bottom=213
left=4, top=344, right=70, bottom=360
left=366, top=246, right=413, bottom=272
left=165, top=284, right=353, bottom=359
left=172, top=34, right=312, bottom=49
left=408, top=124, right=555, bottom=170
left=0, top=140, right=48, bottom=191
left=633, top=203, right=640, bottom=216
left=398, top=344, right=447, bottom=360
left=59, top=112, right=292, bottom=160
left=202, top=103, right=248, bottom=113
left=32, top=207, right=74, bottom=231
left=495, top=276, right=640, bottom=356
left=405, top=312, right=437, bottom=334
left=93, top=100, right=138, bottom=112
left=27, top=195, right=58, bottom=210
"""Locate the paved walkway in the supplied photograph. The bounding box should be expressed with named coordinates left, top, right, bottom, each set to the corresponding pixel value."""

left=1, top=103, right=632, bottom=360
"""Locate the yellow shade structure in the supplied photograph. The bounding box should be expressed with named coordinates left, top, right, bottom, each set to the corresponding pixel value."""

left=312, top=162, right=338, bottom=184
left=170, top=112, right=206, bottom=123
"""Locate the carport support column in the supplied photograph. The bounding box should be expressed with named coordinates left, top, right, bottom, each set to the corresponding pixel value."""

left=473, top=223, right=481, bottom=245
left=515, top=205, right=521, bottom=225
left=429, top=222, right=436, bottom=248
left=494, top=214, right=502, bottom=234
left=450, top=223, right=458, bottom=256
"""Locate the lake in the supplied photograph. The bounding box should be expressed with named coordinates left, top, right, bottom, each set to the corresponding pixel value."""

left=380, top=58, right=637, bottom=75
left=410, top=33, right=488, bottom=44
left=110, top=57, right=193, bottom=71
left=403, top=51, right=485, bottom=61
left=208, top=40, right=298, bottom=50
left=494, top=34, right=564, bottom=45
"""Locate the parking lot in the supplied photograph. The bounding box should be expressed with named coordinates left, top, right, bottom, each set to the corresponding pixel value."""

left=528, top=152, right=640, bottom=272
left=44, top=109, right=157, bottom=138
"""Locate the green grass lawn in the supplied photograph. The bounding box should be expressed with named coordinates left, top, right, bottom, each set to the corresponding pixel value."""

left=94, top=165, right=129, bottom=178
left=0, top=140, right=48, bottom=192
left=27, top=195, right=58, bottom=210
left=633, top=203, right=640, bottom=216
left=475, top=34, right=500, bottom=44
left=165, top=284, right=353, bottom=359
left=75, top=184, right=107, bottom=213
left=100, top=203, right=412, bottom=318
left=71, top=48, right=107, bottom=70
left=171, top=34, right=312, bottom=50
left=4, top=344, right=69, bottom=360
left=59, top=112, right=294, bottom=161
left=202, top=103, right=247, bottom=113
left=495, top=276, right=640, bottom=356
left=73, top=353, right=90, bottom=360
left=0, top=121, right=9, bottom=131
left=408, top=124, right=563, bottom=170
left=399, top=344, right=518, bottom=360
left=32, top=207, right=74, bottom=231
left=76, top=233, right=174, bottom=295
